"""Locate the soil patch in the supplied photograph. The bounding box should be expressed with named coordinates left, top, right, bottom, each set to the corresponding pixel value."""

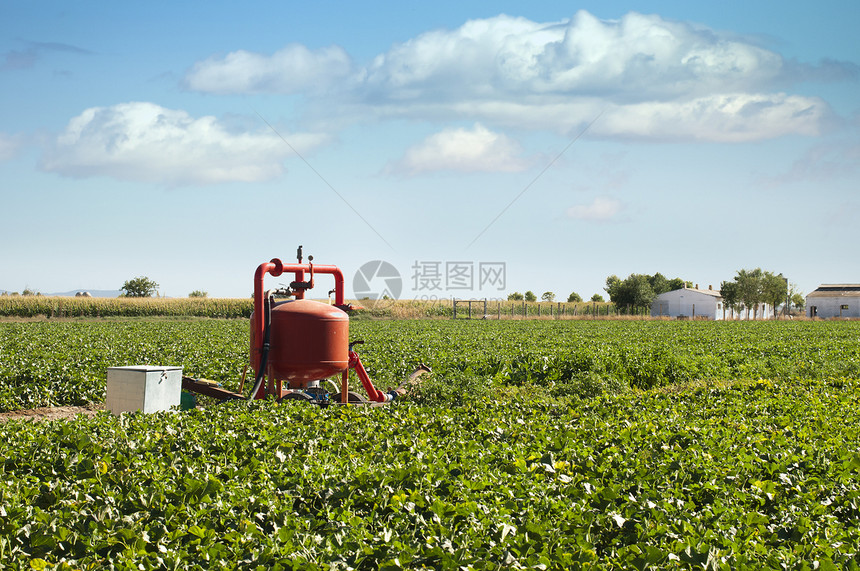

left=0, top=403, right=104, bottom=423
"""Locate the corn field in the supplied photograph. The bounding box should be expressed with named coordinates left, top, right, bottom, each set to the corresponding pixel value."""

left=0, top=297, right=254, bottom=319
left=0, top=296, right=627, bottom=320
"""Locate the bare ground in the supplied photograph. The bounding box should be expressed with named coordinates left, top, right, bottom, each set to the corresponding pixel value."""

left=0, top=402, right=104, bottom=423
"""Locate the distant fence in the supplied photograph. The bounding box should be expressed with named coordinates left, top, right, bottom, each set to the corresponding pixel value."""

left=452, top=299, right=649, bottom=319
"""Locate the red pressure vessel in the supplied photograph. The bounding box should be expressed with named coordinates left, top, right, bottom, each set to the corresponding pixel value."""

left=250, top=299, right=349, bottom=388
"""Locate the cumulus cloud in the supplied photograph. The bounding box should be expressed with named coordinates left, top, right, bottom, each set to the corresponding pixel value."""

left=567, top=197, right=623, bottom=221
left=361, top=11, right=788, bottom=100
left=388, top=123, right=531, bottom=175
left=184, top=44, right=352, bottom=94
left=597, top=92, right=828, bottom=142
left=40, top=102, right=327, bottom=185
left=357, top=11, right=836, bottom=140
left=184, top=10, right=844, bottom=143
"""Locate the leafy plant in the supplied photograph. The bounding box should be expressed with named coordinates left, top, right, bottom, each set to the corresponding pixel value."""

left=3, top=320, right=860, bottom=412
left=1, top=377, right=859, bottom=568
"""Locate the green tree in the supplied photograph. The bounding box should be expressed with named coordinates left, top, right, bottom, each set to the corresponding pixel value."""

left=735, top=268, right=764, bottom=319
left=761, top=272, right=788, bottom=319
left=648, top=273, right=669, bottom=295
left=188, top=290, right=208, bottom=298
left=541, top=291, right=556, bottom=302
left=591, top=293, right=604, bottom=302
left=791, top=292, right=805, bottom=311
left=604, top=275, right=621, bottom=302
left=507, top=292, right=524, bottom=301
left=605, top=273, right=655, bottom=310
left=524, top=291, right=537, bottom=302
left=628, top=275, right=656, bottom=309
left=121, top=276, right=159, bottom=298
left=567, top=292, right=583, bottom=303
left=720, top=280, right=739, bottom=319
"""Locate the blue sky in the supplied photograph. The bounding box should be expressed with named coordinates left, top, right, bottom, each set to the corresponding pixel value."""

left=2, top=1, right=858, bottom=301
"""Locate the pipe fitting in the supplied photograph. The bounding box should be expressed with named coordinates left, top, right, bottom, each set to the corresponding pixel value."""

left=269, top=258, right=284, bottom=277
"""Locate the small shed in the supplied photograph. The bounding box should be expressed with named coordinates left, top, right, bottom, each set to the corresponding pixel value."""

left=806, top=284, right=860, bottom=318
left=651, top=285, right=723, bottom=320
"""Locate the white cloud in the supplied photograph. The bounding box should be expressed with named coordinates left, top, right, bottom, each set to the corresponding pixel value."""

left=597, top=92, right=827, bottom=142
left=184, top=44, right=352, bottom=94
left=182, top=10, right=842, bottom=143
left=357, top=11, right=833, bottom=141
left=362, top=11, right=787, bottom=100
left=0, top=133, right=22, bottom=161
left=567, top=197, right=623, bottom=221
left=40, top=102, right=328, bottom=185
left=389, top=123, right=531, bottom=175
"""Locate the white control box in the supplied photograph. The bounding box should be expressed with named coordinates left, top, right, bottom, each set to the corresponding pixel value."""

left=106, top=365, right=182, bottom=415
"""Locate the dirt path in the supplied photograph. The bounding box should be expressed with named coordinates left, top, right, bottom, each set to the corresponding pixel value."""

left=0, top=403, right=104, bottom=423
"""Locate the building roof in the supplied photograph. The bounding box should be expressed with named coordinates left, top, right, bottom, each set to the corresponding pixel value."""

left=807, top=284, right=860, bottom=298
left=655, top=286, right=722, bottom=299
left=688, top=287, right=722, bottom=298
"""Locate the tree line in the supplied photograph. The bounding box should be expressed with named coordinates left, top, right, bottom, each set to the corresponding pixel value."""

left=720, top=269, right=802, bottom=319
left=507, top=291, right=605, bottom=303
left=506, top=268, right=802, bottom=316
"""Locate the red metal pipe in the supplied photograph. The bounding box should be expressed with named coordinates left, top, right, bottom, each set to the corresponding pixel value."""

left=349, top=350, right=388, bottom=402
left=251, top=260, right=346, bottom=379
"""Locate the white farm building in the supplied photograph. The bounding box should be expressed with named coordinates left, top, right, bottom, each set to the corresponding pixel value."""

left=651, top=286, right=723, bottom=320
left=806, top=285, right=860, bottom=318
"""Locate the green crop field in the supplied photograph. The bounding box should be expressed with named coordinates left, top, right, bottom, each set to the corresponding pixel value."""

left=1, top=319, right=859, bottom=569
left=1, top=319, right=858, bottom=411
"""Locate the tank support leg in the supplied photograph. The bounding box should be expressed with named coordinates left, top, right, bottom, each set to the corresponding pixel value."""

left=340, top=370, right=350, bottom=404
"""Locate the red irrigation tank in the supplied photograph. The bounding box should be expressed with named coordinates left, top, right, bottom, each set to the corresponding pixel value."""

left=248, top=247, right=392, bottom=403
left=181, top=246, right=430, bottom=405
left=250, top=298, right=349, bottom=387
left=182, top=246, right=430, bottom=406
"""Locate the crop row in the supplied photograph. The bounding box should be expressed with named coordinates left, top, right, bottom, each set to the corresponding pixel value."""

left=0, top=297, right=254, bottom=319
left=2, top=320, right=859, bottom=411
left=1, top=296, right=632, bottom=320
left=1, top=319, right=859, bottom=569
left=1, top=377, right=858, bottom=569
